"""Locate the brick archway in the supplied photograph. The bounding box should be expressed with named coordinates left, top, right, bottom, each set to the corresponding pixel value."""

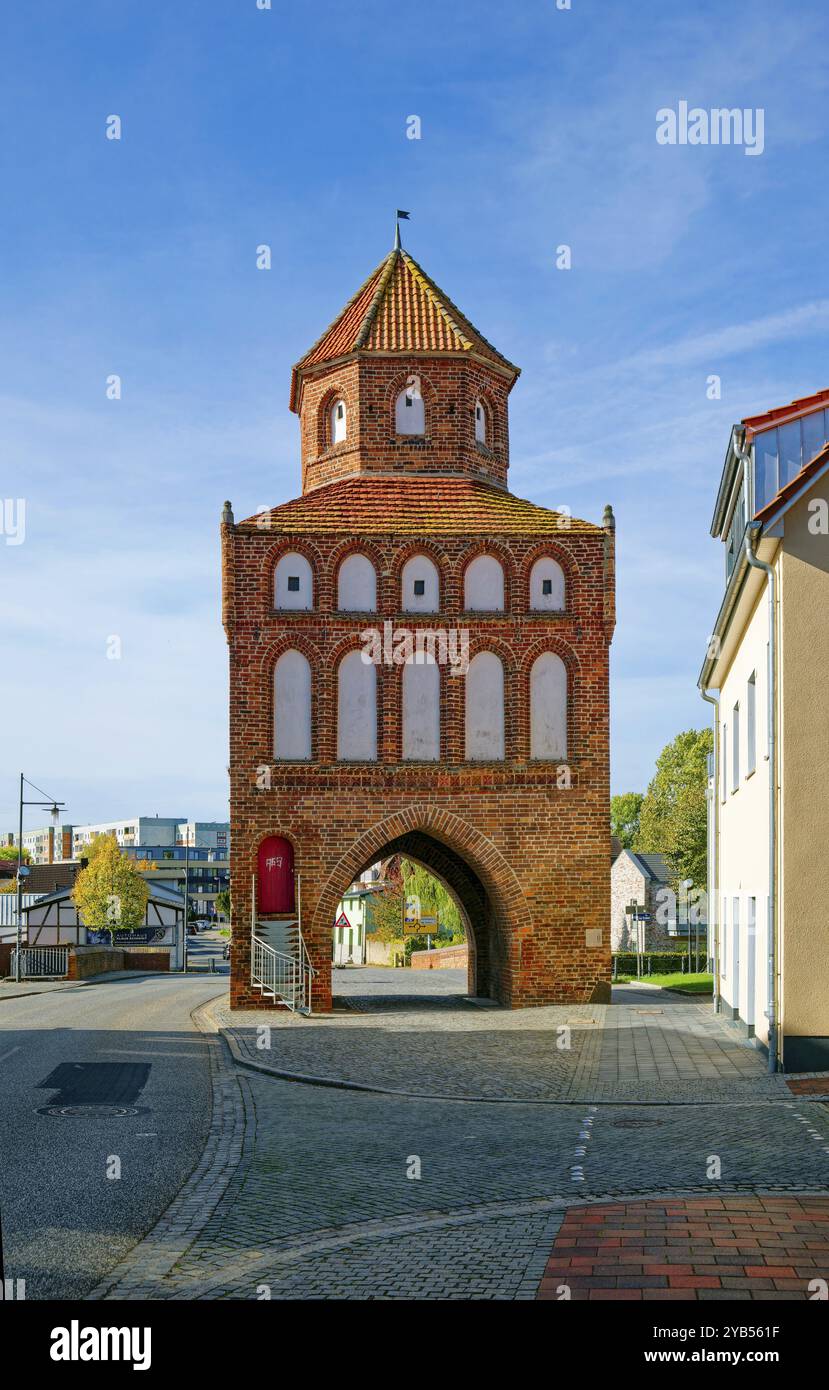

left=310, top=805, right=532, bottom=1006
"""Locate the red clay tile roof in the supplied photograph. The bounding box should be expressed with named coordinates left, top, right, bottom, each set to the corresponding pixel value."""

left=240, top=476, right=601, bottom=536
left=290, top=248, right=519, bottom=411
left=743, top=387, right=829, bottom=437
left=754, top=440, right=829, bottom=524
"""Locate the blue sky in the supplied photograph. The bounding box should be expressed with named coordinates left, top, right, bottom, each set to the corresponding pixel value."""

left=2, top=0, right=828, bottom=833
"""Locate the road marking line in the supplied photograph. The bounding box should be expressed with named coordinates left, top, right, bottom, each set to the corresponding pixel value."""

left=0, top=1046, right=21, bottom=1063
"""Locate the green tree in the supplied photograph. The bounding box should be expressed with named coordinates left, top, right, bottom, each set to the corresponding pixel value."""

left=216, top=888, right=231, bottom=920
left=401, top=859, right=464, bottom=938
left=610, top=792, right=644, bottom=848
left=72, top=834, right=149, bottom=943
left=635, top=728, right=713, bottom=887
left=0, top=845, right=31, bottom=863
left=367, top=880, right=406, bottom=943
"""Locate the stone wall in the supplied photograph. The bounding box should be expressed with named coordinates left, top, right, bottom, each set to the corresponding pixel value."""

left=410, top=945, right=469, bottom=971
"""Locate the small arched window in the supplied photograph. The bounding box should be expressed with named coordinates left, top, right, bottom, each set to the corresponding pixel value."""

left=474, top=399, right=487, bottom=445
left=464, top=554, right=504, bottom=611
left=530, top=652, right=567, bottom=759
left=338, top=553, right=377, bottom=612
left=402, top=655, right=440, bottom=761
left=331, top=398, right=347, bottom=444
left=337, top=650, right=377, bottom=761
left=530, top=557, right=565, bottom=611
left=401, top=554, right=439, bottom=613
left=275, top=552, right=313, bottom=610
left=465, top=651, right=505, bottom=760
left=273, top=651, right=312, bottom=760
left=395, top=385, right=425, bottom=436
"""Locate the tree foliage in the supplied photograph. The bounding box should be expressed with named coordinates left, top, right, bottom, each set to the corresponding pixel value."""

left=0, top=845, right=31, bottom=863
left=635, top=728, right=712, bottom=888
left=610, top=792, right=644, bottom=848
left=72, top=834, right=149, bottom=937
left=363, top=857, right=465, bottom=943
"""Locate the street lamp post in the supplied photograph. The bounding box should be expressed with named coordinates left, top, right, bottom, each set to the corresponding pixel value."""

left=180, top=829, right=224, bottom=974
left=15, top=774, right=66, bottom=983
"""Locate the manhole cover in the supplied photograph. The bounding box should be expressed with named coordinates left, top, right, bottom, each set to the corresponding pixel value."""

left=36, top=1104, right=147, bottom=1118
left=611, top=1116, right=664, bottom=1128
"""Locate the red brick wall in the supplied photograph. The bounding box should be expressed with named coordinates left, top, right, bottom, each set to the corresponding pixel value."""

left=67, top=947, right=171, bottom=979
left=224, top=518, right=614, bottom=1013
left=410, top=945, right=469, bottom=971
left=297, top=355, right=512, bottom=493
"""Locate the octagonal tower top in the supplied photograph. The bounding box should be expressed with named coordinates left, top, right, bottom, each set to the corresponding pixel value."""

left=290, top=240, right=521, bottom=493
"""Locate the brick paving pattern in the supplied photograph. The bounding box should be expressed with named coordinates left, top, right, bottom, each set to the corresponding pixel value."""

left=215, top=976, right=793, bottom=1104
left=87, top=984, right=823, bottom=1295
left=536, top=1195, right=829, bottom=1300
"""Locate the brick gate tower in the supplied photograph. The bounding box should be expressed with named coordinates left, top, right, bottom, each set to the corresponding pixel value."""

left=222, top=235, right=615, bottom=1012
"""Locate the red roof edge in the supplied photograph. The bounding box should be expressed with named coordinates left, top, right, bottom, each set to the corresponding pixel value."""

left=743, top=387, right=829, bottom=437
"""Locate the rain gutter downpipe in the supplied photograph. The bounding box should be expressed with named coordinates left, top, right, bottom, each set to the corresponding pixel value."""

left=734, top=432, right=779, bottom=1074
left=699, top=687, right=720, bottom=1016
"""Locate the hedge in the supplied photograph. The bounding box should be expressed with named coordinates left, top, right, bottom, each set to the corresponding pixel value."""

left=613, top=951, right=709, bottom=976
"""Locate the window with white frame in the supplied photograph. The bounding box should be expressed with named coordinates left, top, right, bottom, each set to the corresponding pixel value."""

left=530, top=652, right=567, bottom=759
left=273, top=650, right=312, bottom=760
left=464, top=554, right=504, bottom=611
left=338, top=553, right=377, bottom=612
left=530, top=557, right=565, bottom=611
left=331, top=399, right=347, bottom=444
left=402, top=654, right=440, bottom=760
left=474, top=399, right=487, bottom=444
left=746, top=672, right=756, bottom=776
left=275, top=552, right=313, bottom=610
left=732, top=702, right=740, bottom=791
left=465, top=651, right=505, bottom=760
left=401, top=555, right=439, bottom=612
left=337, top=651, right=377, bottom=761
left=395, top=385, right=425, bottom=435
left=721, top=723, right=727, bottom=803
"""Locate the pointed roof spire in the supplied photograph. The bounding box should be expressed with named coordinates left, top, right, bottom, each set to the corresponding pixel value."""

left=394, top=209, right=409, bottom=250
left=290, top=235, right=519, bottom=412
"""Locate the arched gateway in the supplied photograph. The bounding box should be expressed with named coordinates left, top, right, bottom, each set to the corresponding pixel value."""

left=221, top=232, right=616, bottom=1012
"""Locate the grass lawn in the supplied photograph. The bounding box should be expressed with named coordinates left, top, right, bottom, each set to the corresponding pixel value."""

left=614, top=972, right=713, bottom=995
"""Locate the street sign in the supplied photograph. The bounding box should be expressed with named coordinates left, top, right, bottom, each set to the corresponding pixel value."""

left=420, top=915, right=437, bottom=927
left=335, top=912, right=351, bottom=930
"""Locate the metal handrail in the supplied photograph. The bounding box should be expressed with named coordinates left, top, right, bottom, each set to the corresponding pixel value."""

left=11, top=945, right=70, bottom=979
left=251, top=930, right=315, bottom=1014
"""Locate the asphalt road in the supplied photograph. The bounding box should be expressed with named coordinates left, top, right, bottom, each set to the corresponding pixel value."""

left=0, top=949, right=228, bottom=1300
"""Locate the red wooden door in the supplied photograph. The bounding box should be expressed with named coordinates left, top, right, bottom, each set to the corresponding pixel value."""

left=257, top=836, right=295, bottom=914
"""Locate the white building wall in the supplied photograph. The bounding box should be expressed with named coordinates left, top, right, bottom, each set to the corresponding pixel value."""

left=337, top=652, right=377, bottom=760
left=717, top=584, right=771, bottom=1042
left=338, top=554, right=377, bottom=611
left=464, top=555, right=504, bottom=611
left=465, top=652, right=505, bottom=760
left=274, top=552, right=313, bottom=610
left=402, top=657, right=440, bottom=760
left=530, top=652, right=567, bottom=758
left=530, top=557, right=565, bottom=611
left=274, top=650, right=312, bottom=760
left=401, top=556, right=440, bottom=613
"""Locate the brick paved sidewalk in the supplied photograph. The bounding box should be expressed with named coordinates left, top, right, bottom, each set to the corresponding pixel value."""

left=213, top=982, right=807, bottom=1104
left=536, top=1195, right=829, bottom=1300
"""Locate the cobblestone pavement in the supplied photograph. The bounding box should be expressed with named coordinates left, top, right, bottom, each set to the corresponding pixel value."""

left=537, top=1195, right=829, bottom=1301
left=94, top=995, right=829, bottom=1301
left=216, top=971, right=797, bottom=1104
